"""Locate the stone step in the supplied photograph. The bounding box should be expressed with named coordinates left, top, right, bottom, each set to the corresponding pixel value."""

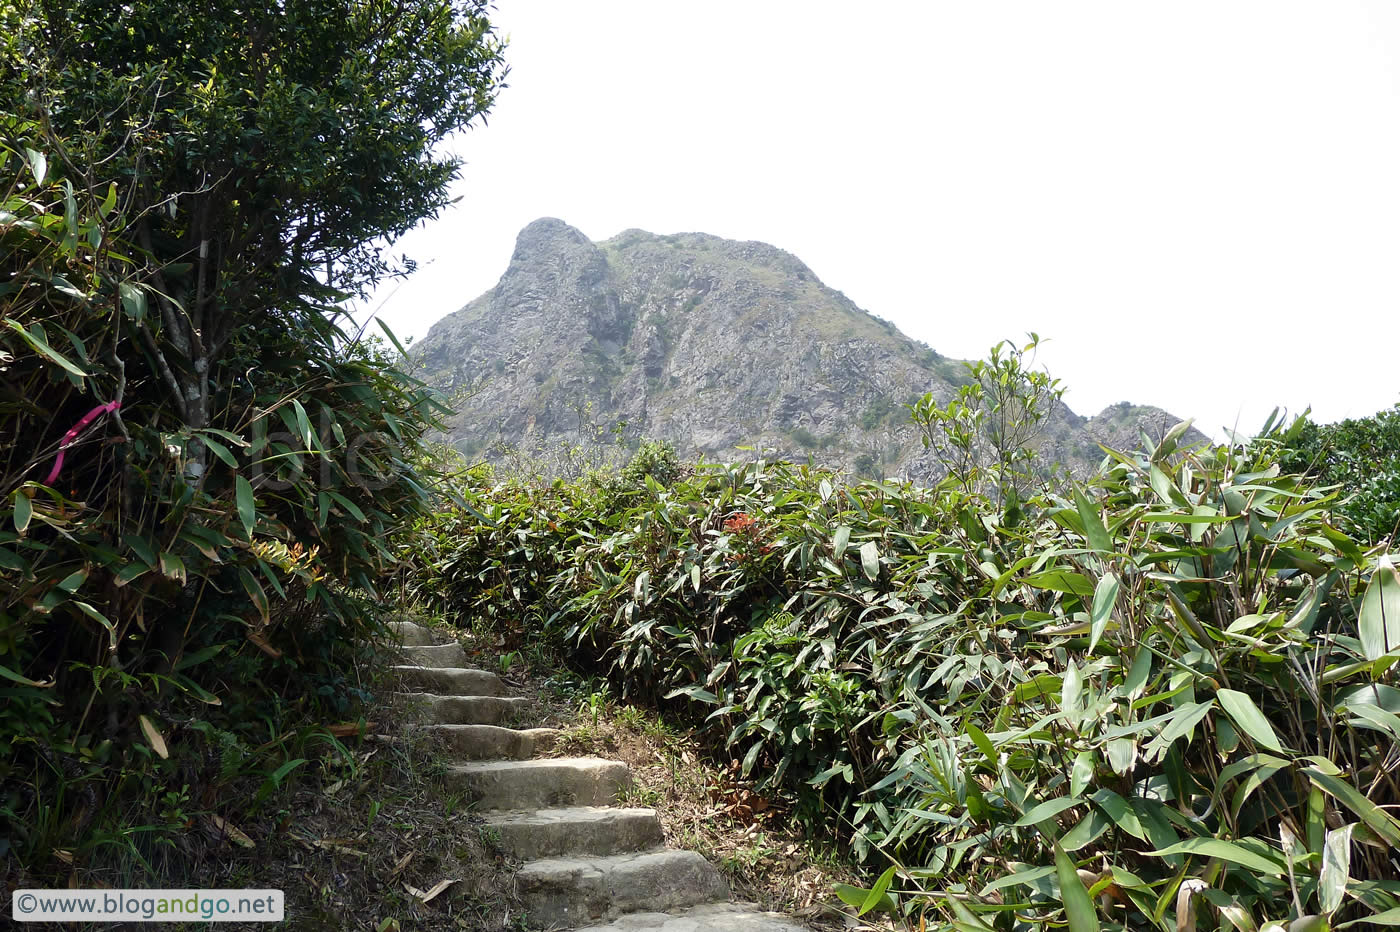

left=398, top=642, right=468, bottom=668
left=420, top=724, right=559, bottom=760
left=388, top=618, right=436, bottom=646
left=485, top=806, right=663, bottom=860
left=572, top=903, right=812, bottom=932
left=445, top=758, right=630, bottom=810
left=395, top=693, right=534, bottom=726
left=390, top=665, right=506, bottom=697
left=516, top=849, right=730, bottom=928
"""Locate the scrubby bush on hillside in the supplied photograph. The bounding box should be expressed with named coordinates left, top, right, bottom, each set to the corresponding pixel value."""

left=1274, top=405, right=1400, bottom=545
left=407, top=383, right=1400, bottom=930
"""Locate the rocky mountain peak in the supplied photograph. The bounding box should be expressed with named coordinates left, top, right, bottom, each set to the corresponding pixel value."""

left=510, top=217, right=595, bottom=262
left=412, top=220, right=1200, bottom=476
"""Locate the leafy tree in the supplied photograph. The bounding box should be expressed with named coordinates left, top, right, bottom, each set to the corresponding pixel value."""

left=0, top=0, right=507, bottom=873
left=9, top=0, right=505, bottom=459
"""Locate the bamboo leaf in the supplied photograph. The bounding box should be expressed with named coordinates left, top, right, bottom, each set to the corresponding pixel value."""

left=833, top=525, right=851, bottom=559
left=25, top=146, right=47, bottom=185
left=860, top=540, right=879, bottom=582
left=1015, top=796, right=1085, bottom=827
left=13, top=489, right=31, bottom=533
left=1054, top=841, right=1101, bottom=932
left=4, top=320, right=88, bottom=377
left=1074, top=487, right=1112, bottom=553
left=965, top=721, right=997, bottom=764
left=138, top=714, right=169, bottom=759
left=1089, top=573, right=1119, bottom=653
left=859, top=865, right=897, bottom=916
left=1359, top=555, right=1400, bottom=661
left=1303, top=767, right=1400, bottom=847
left=1216, top=688, right=1286, bottom=753
left=236, top=475, right=256, bottom=539
left=1144, top=838, right=1287, bottom=875
left=1319, top=823, right=1354, bottom=916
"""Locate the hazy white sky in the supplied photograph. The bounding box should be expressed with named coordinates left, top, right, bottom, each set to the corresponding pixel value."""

left=367, top=1, right=1400, bottom=439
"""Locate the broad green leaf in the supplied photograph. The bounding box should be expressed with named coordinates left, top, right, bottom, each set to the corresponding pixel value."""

left=239, top=567, right=269, bottom=621
left=0, top=546, right=27, bottom=571
left=124, top=533, right=157, bottom=566
left=859, top=540, right=879, bottom=582
left=1153, top=419, right=1195, bottom=463
left=980, top=864, right=1055, bottom=896
left=1339, top=907, right=1400, bottom=927
left=326, top=490, right=366, bottom=522
left=1054, top=841, right=1101, bottom=932
left=13, top=490, right=31, bottom=533
left=1025, top=570, right=1095, bottom=597
left=946, top=895, right=996, bottom=931
left=118, top=281, right=147, bottom=321
left=236, top=476, right=256, bottom=539
left=833, top=881, right=894, bottom=914
left=1336, top=682, right=1400, bottom=715
left=1061, top=662, right=1083, bottom=717
left=966, top=722, right=997, bottom=764
left=25, top=146, right=47, bottom=184
left=138, top=715, right=169, bottom=759
left=1144, top=838, right=1287, bottom=875
left=1013, top=673, right=1063, bottom=703
left=1303, top=767, right=1400, bottom=847
left=1319, top=823, right=1354, bottom=916
left=1060, top=806, right=1111, bottom=851
left=1344, top=701, right=1400, bottom=741
left=1089, top=573, right=1119, bottom=653
left=4, top=320, right=88, bottom=377
left=1015, top=796, right=1084, bottom=827
left=833, top=525, right=851, bottom=558
left=860, top=865, right=897, bottom=916
left=376, top=318, right=410, bottom=356
left=1090, top=789, right=1147, bottom=841
left=291, top=399, right=313, bottom=447
left=1149, top=463, right=1184, bottom=506
left=269, top=757, right=308, bottom=786
left=159, top=552, right=187, bottom=583
left=664, top=685, right=717, bottom=704
left=201, top=435, right=238, bottom=468
left=0, top=662, right=54, bottom=688
left=1124, top=646, right=1153, bottom=698
left=1216, top=688, right=1286, bottom=753
left=1071, top=751, right=1094, bottom=797
left=1074, top=487, right=1112, bottom=553
left=55, top=568, right=87, bottom=593
left=1359, top=555, right=1400, bottom=661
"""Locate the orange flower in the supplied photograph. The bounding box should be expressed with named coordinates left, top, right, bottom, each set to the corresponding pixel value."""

left=723, top=512, right=756, bottom=533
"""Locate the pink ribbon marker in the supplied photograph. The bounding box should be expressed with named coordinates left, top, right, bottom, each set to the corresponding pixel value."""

left=45, top=401, right=121, bottom=486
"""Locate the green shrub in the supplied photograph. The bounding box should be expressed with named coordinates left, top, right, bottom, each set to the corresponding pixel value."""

left=1, top=0, right=504, bottom=880
left=406, top=413, right=1399, bottom=930
left=1274, top=405, right=1400, bottom=544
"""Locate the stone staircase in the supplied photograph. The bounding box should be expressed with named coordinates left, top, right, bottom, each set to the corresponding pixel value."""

left=390, top=618, right=810, bottom=932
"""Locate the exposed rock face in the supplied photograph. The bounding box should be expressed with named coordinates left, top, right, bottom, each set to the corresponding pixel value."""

left=412, top=218, right=1201, bottom=478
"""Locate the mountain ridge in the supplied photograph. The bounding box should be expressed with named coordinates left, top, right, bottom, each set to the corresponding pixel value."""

left=411, top=218, right=1199, bottom=478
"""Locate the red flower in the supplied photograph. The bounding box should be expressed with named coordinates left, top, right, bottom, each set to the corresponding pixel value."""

left=723, top=512, right=756, bottom=533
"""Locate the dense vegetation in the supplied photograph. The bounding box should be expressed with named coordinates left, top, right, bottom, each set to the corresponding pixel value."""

left=1, top=0, right=504, bottom=887
left=407, top=351, right=1400, bottom=931
left=1278, top=404, right=1400, bottom=545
